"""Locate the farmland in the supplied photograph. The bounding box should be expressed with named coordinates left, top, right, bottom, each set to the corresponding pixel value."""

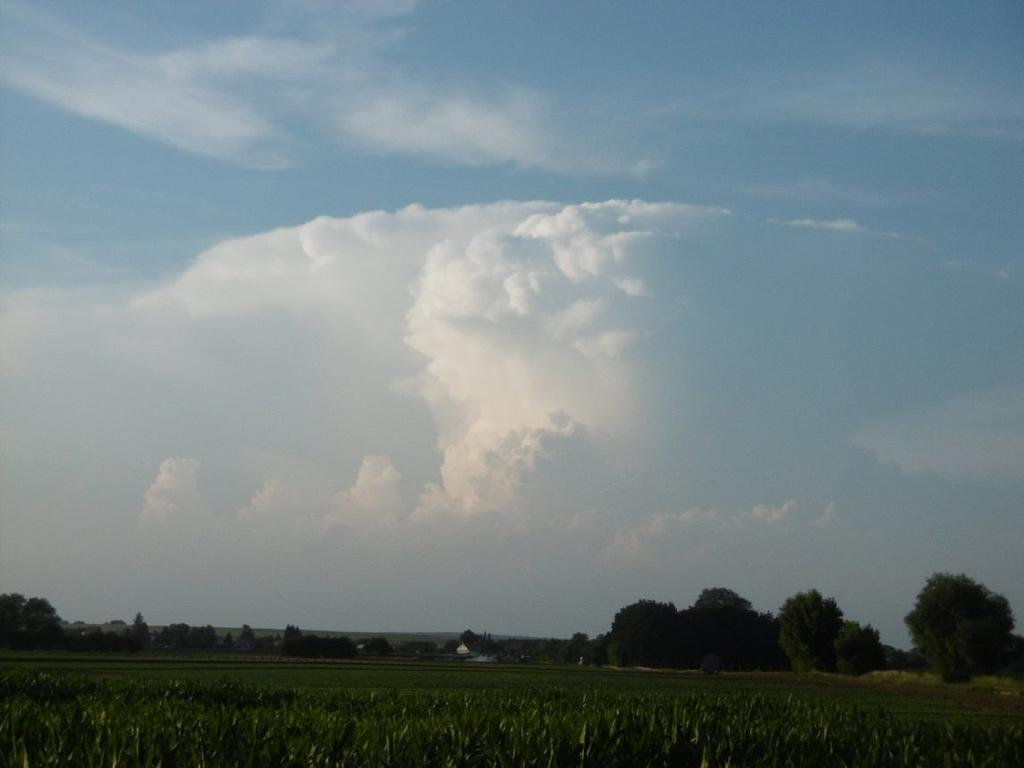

left=3, top=655, right=1023, bottom=766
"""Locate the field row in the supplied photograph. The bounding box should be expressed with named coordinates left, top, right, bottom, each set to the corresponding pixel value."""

left=4, top=672, right=1023, bottom=767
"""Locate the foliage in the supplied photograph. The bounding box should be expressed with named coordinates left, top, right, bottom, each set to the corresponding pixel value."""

left=608, top=599, right=682, bottom=667
left=882, top=645, right=928, bottom=671
left=693, top=587, right=752, bottom=612
left=778, top=590, right=844, bottom=672
left=905, top=573, right=1014, bottom=682
left=681, top=602, right=787, bottom=671
left=835, top=620, right=886, bottom=676
left=606, top=591, right=788, bottom=671
left=130, top=613, right=149, bottom=647
left=362, top=636, right=393, bottom=655
left=3, top=671, right=1022, bottom=767
left=1001, top=635, right=1024, bottom=676
left=396, top=640, right=438, bottom=655
left=282, top=632, right=357, bottom=659
left=154, top=622, right=218, bottom=649
left=0, top=593, right=65, bottom=649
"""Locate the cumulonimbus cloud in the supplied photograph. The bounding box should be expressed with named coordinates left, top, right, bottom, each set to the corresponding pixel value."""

left=403, top=200, right=728, bottom=518
left=1, top=200, right=731, bottom=530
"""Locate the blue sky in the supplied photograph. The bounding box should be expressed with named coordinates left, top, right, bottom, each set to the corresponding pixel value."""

left=1, top=1, right=1021, bottom=645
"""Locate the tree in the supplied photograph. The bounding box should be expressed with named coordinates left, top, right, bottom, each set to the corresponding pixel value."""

left=0, top=594, right=28, bottom=633
left=0, top=593, right=65, bottom=650
left=283, top=632, right=356, bottom=659
left=778, top=590, right=844, bottom=672
left=607, top=599, right=682, bottom=668
left=905, top=573, right=1014, bottom=682
left=559, top=632, right=590, bottom=664
left=21, top=597, right=61, bottom=632
left=834, top=620, right=886, bottom=676
left=1001, top=635, right=1024, bottom=676
left=238, top=624, right=256, bottom=650
left=130, top=612, right=149, bottom=647
left=680, top=588, right=788, bottom=671
left=186, top=624, right=217, bottom=649
left=363, top=636, right=392, bottom=655
left=693, top=588, right=752, bottom=612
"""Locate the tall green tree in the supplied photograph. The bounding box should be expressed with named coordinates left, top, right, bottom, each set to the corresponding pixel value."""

left=129, top=612, right=149, bottom=647
left=778, top=590, right=844, bottom=672
left=693, top=588, right=752, bottom=612
left=21, top=597, right=61, bottom=632
left=834, top=620, right=886, bottom=676
left=238, top=624, right=256, bottom=648
left=905, top=572, right=1014, bottom=682
left=0, top=594, right=28, bottom=632
left=607, top=599, right=681, bottom=668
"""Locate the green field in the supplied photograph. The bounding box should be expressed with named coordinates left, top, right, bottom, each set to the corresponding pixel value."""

left=3, top=654, right=1023, bottom=766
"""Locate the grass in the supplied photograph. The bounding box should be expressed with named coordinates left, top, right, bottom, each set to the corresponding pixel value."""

left=4, top=669, right=1023, bottom=767
left=2, top=651, right=1022, bottom=726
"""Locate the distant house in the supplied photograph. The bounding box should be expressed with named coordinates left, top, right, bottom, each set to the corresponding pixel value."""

left=455, top=642, right=495, bottom=662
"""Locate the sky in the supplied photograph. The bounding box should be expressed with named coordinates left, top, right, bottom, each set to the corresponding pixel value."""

left=1, top=1, right=1022, bottom=646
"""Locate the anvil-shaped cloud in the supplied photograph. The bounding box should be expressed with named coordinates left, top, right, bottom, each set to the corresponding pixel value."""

left=2, top=200, right=729, bottom=530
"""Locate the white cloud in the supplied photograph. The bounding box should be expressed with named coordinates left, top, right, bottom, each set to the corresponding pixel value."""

left=327, top=455, right=402, bottom=529
left=855, top=387, right=1024, bottom=487
left=141, top=458, right=205, bottom=522
left=604, top=507, right=721, bottom=561
left=739, top=179, right=897, bottom=207
left=810, top=501, right=836, bottom=528
left=745, top=59, right=1024, bottom=139
left=0, top=5, right=293, bottom=167
left=767, top=217, right=922, bottom=242
left=403, top=200, right=729, bottom=517
left=751, top=499, right=795, bottom=524
left=548, top=300, right=604, bottom=339
left=994, top=257, right=1024, bottom=282
left=1, top=200, right=730, bottom=530
left=773, top=218, right=865, bottom=233
left=0, top=3, right=638, bottom=172
left=573, top=331, right=635, bottom=360
left=237, top=478, right=291, bottom=522
left=342, top=89, right=563, bottom=169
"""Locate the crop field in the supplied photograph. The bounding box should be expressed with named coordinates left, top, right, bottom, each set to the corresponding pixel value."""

left=2, top=656, right=1023, bottom=766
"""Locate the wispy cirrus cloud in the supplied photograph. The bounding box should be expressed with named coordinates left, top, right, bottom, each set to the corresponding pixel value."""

left=604, top=507, right=722, bottom=562
left=342, top=89, right=565, bottom=170
left=657, top=56, right=1024, bottom=141
left=0, top=5, right=301, bottom=167
left=0, top=2, right=635, bottom=173
left=738, top=179, right=899, bottom=208
left=761, top=61, right=1024, bottom=139
left=810, top=501, right=836, bottom=528
left=856, top=387, right=1024, bottom=487
left=767, top=217, right=922, bottom=242
left=773, top=218, right=866, bottom=233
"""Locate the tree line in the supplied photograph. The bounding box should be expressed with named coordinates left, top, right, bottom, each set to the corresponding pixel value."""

left=2, top=571, right=1019, bottom=682
left=603, top=574, right=1019, bottom=682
